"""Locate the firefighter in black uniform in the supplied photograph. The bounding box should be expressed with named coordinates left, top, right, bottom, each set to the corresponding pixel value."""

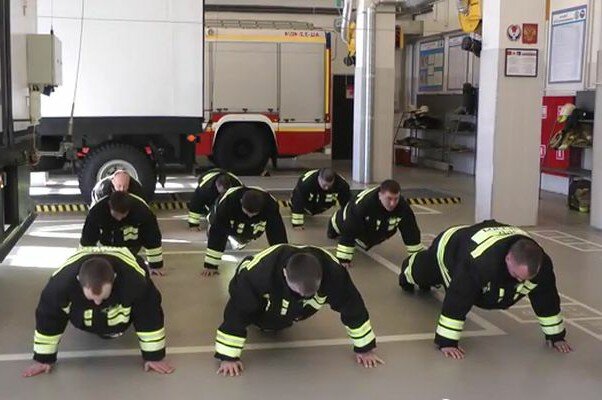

left=22, top=247, right=174, bottom=377
left=290, top=168, right=351, bottom=230
left=328, top=179, right=424, bottom=267
left=81, top=191, right=164, bottom=275
left=399, top=220, right=573, bottom=359
left=203, top=186, right=288, bottom=276
left=187, top=168, right=242, bottom=229
left=90, top=170, right=146, bottom=206
left=214, top=244, right=383, bottom=376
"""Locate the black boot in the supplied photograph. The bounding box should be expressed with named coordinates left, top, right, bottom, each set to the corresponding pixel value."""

left=399, top=259, right=415, bottom=293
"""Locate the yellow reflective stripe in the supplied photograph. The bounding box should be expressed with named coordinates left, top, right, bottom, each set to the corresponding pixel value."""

left=355, top=187, right=377, bottom=205
left=137, top=328, right=166, bottom=352
left=302, top=169, right=319, bottom=182
left=540, top=321, right=565, bottom=335
left=351, top=330, right=376, bottom=348
left=303, top=296, right=327, bottom=310
left=107, top=305, right=131, bottom=317
left=198, top=171, right=221, bottom=188
left=241, top=245, right=285, bottom=270
left=404, top=253, right=419, bottom=285
left=436, top=226, right=467, bottom=287
left=54, top=247, right=142, bottom=277
left=336, top=244, right=354, bottom=261
left=137, top=328, right=165, bottom=341
left=139, top=338, right=166, bottom=352
left=83, top=309, right=93, bottom=326
left=281, top=299, right=290, bottom=315
left=439, top=315, right=465, bottom=330
left=291, top=213, right=305, bottom=224
left=108, top=314, right=131, bottom=326
left=470, top=227, right=531, bottom=259
left=146, top=247, right=162, bottom=256
left=345, top=321, right=375, bottom=348
left=188, top=212, right=203, bottom=223
left=498, top=288, right=505, bottom=302
left=34, top=331, right=62, bottom=344
left=436, top=325, right=462, bottom=340
left=346, top=320, right=372, bottom=338
left=538, top=314, right=565, bottom=335
left=215, top=342, right=243, bottom=358
left=538, top=315, right=563, bottom=326
left=406, top=243, right=425, bottom=253
left=216, top=330, right=246, bottom=347
left=219, top=186, right=244, bottom=205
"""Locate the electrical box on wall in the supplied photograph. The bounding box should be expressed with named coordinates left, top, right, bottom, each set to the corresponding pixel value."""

left=26, top=34, right=62, bottom=86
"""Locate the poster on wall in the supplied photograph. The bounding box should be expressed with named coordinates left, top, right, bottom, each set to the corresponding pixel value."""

left=418, top=39, right=445, bottom=92
left=505, top=49, right=538, bottom=77
left=447, top=35, right=469, bottom=90
left=548, top=5, right=587, bottom=84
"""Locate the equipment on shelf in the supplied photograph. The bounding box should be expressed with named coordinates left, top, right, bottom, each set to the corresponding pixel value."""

left=568, top=179, right=591, bottom=213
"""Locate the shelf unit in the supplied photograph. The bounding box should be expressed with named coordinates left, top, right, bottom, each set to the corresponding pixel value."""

left=395, top=112, right=477, bottom=174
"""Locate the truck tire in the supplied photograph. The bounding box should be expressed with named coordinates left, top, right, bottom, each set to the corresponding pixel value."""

left=78, top=143, right=156, bottom=203
left=213, top=123, right=272, bottom=175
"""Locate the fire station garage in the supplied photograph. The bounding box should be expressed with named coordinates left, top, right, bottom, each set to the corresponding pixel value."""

left=1, top=0, right=602, bottom=399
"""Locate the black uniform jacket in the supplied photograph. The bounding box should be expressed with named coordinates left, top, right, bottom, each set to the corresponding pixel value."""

left=214, top=244, right=376, bottom=360
left=32, top=247, right=166, bottom=363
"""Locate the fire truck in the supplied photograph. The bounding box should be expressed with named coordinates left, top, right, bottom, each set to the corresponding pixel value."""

left=35, top=0, right=332, bottom=201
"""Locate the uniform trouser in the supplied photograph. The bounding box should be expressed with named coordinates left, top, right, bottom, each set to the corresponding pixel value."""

left=252, top=312, right=294, bottom=331
left=401, top=235, right=444, bottom=288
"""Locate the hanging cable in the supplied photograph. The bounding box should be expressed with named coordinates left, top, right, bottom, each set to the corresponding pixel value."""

left=67, top=0, right=85, bottom=141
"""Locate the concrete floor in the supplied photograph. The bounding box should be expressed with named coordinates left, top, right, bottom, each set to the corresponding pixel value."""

left=3, top=164, right=602, bottom=400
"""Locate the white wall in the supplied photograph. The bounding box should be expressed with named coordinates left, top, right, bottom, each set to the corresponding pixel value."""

left=414, top=0, right=461, bottom=35
left=11, top=0, right=37, bottom=126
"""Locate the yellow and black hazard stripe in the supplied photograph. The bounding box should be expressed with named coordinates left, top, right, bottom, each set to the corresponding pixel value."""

left=35, top=203, right=89, bottom=213
left=406, top=197, right=461, bottom=206
left=34, top=196, right=461, bottom=213
left=150, top=201, right=188, bottom=211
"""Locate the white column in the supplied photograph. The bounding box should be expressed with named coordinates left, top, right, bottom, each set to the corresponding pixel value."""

left=371, top=8, right=396, bottom=182
left=475, top=0, right=546, bottom=226
left=590, top=42, right=602, bottom=227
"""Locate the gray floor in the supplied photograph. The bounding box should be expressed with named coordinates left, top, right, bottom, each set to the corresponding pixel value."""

left=3, top=164, right=602, bottom=399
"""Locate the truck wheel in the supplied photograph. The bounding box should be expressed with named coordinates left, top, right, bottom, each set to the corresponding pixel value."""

left=78, top=143, right=156, bottom=203
left=213, top=123, right=272, bottom=175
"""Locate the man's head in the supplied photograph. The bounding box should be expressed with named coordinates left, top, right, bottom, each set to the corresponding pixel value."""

left=77, top=257, right=116, bottom=305
left=283, top=252, right=323, bottom=298
left=111, top=170, right=131, bottom=192
left=215, top=174, right=234, bottom=195
left=318, top=168, right=336, bottom=191
left=109, top=191, right=133, bottom=221
left=241, top=190, right=265, bottom=217
left=505, top=239, right=543, bottom=282
left=378, top=179, right=401, bottom=211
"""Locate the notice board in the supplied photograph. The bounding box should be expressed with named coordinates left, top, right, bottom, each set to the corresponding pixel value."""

left=418, top=39, right=445, bottom=92
left=548, top=5, right=587, bottom=84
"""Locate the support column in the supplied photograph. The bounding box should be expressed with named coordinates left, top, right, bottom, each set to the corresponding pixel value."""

left=353, top=3, right=396, bottom=183
left=371, top=9, right=396, bottom=182
left=590, top=36, right=602, bottom=228
left=475, top=0, right=546, bottom=226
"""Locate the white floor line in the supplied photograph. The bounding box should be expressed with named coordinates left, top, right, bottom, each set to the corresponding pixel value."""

left=0, top=329, right=506, bottom=363
left=528, top=230, right=602, bottom=252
